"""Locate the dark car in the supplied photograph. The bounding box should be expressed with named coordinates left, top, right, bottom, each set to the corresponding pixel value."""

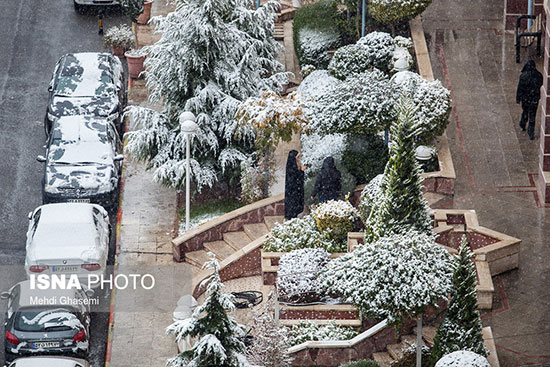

left=37, top=115, right=123, bottom=210
left=1, top=281, right=92, bottom=362
left=45, top=52, right=125, bottom=135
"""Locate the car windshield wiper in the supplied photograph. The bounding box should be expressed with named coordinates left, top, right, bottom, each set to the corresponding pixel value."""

left=52, top=161, right=73, bottom=166
left=74, top=161, right=105, bottom=166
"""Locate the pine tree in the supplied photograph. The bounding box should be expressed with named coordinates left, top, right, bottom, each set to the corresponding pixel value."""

left=246, top=294, right=294, bottom=367
left=365, top=98, right=432, bottom=241
left=430, top=236, right=488, bottom=365
left=125, top=0, right=289, bottom=190
left=166, top=253, right=250, bottom=367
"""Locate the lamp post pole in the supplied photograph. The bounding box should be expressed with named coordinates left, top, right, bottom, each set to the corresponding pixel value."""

left=362, top=0, right=366, bottom=37
left=179, top=111, right=198, bottom=232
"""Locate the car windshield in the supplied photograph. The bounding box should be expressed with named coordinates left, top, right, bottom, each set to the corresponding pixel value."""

left=54, top=54, right=115, bottom=97
left=14, top=308, right=80, bottom=332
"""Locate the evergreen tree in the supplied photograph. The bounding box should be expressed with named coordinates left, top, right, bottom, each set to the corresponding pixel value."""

left=166, top=253, right=250, bottom=367
left=119, top=0, right=144, bottom=23
left=125, top=0, right=289, bottom=190
left=246, top=294, right=294, bottom=367
left=365, top=98, right=431, bottom=241
left=430, top=236, right=488, bottom=365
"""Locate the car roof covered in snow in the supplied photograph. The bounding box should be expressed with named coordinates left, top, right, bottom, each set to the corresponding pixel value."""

left=10, top=356, right=89, bottom=367
left=55, top=52, right=115, bottom=97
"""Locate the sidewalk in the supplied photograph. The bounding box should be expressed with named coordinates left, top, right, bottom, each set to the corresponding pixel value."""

left=422, top=0, right=550, bottom=364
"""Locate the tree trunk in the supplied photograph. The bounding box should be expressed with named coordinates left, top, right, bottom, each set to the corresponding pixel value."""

left=416, top=314, right=422, bottom=367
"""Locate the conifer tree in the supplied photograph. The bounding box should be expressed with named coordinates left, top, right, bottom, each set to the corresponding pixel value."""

left=430, top=236, right=488, bottom=365
left=166, top=253, right=250, bottom=367
left=365, top=98, right=431, bottom=241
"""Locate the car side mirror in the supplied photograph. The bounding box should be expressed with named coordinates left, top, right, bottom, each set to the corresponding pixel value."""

left=0, top=291, right=10, bottom=300
left=114, top=154, right=124, bottom=162
left=28, top=211, right=33, bottom=220
left=85, top=288, right=95, bottom=297
left=48, top=85, right=53, bottom=92
left=36, top=155, right=46, bottom=163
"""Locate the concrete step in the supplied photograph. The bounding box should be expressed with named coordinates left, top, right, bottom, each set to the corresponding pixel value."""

left=243, top=223, right=269, bottom=240
left=387, top=342, right=405, bottom=361
left=185, top=249, right=211, bottom=268
left=414, top=325, right=437, bottom=346
left=223, top=231, right=251, bottom=251
left=372, top=352, right=393, bottom=367
left=203, top=240, right=235, bottom=261
left=264, top=215, right=284, bottom=231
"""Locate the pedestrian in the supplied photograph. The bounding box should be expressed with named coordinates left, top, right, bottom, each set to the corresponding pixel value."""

left=516, top=60, right=543, bottom=140
left=310, top=156, right=341, bottom=203
left=284, top=150, right=306, bottom=219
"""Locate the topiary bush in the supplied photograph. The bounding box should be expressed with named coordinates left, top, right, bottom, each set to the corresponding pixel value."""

left=358, top=174, right=384, bottom=225
left=434, top=351, right=490, bottom=367
left=285, top=321, right=359, bottom=346
left=342, top=134, right=388, bottom=185
left=328, top=44, right=373, bottom=80
left=356, top=31, right=396, bottom=72
left=277, top=248, right=331, bottom=302
left=340, top=360, right=379, bottom=367
left=369, top=0, right=433, bottom=26
left=311, top=200, right=359, bottom=243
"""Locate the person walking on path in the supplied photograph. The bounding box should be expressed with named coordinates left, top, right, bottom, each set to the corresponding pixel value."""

left=311, top=156, right=341, bottom=203
left=516, top=60, right=543, bottom=140
left=284, top=150, right=306, bottom=219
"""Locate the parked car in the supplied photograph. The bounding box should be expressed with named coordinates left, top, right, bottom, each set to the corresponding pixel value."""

left=45, top=52, right=125, bottom=135
left=74, top=0, right=119, bottom=13
left=7, top=356, right=90, bottom=367
left=1, top=281, right=92, bottom=362
left=25, top=203, right=110, bottom=286
left=37, top=115, right=123, bottom=210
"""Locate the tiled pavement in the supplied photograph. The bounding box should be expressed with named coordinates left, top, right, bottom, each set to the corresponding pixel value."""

left=423, top=0, right=550, bottom=365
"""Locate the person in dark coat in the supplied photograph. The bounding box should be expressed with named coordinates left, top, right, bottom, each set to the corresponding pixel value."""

left=284, top=150, right=306, bottom=219
left=311, top=156, right=341, bottom=203
left=516, top=60, right=543, bottom=140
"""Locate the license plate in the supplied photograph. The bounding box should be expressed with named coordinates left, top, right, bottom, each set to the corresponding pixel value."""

left=52, top=265, right=79, bottom=272
left=67, top=198, right=90, bottom=203
left=32, top=341, right=60, bottom=349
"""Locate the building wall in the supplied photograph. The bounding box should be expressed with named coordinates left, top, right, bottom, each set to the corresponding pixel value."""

left=539, top=0, right=550, bottom=202
left=505, top=0, right=544, bottom=30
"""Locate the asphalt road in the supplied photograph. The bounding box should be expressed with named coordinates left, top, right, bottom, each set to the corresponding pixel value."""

left=0, top=2, right=128, bottom=366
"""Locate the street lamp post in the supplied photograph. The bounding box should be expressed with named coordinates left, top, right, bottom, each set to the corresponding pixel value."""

left=179, top=111, right=198, bottom=232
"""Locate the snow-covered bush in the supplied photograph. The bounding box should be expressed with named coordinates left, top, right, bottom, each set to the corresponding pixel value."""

left=357, top=31, right=396, bottom=72
left=301, top=64, right=317, bottom=78
left=319, top=230, right=453, bottom=324
left=277, top=248, right=331, bottom=302
left=298, top=28, right=341, bottom=68
left=391, top=71, right=451, bottom=144
left=297, top=70, right=340, bottom=102
left=239, top=157, right=272, bottom=204
left=328, top=44, right=373, bottom=80
left=342, top=133, right=388, bottom=185
left=370, top=0, right=433, bottom=25
left=306, top=70, right=398, bottom=136
left=311, top=200, right=359, bottom=243
left=301, top=133, right=347, bottom=174
left=285, top=321, right=359, bottom=346
left=392, top=344, right=431, bottom=367
left=340, top=361, right=380, bottom=367
left=358, top=174, right=384, bottom=224
left=119, top=0, right=144, bottom=23
left=125, top=0, right=288, bottom=190
left=103, top=24, right=135, bottom=48
left=434, top=351, right=490, bottom=367
left=263, top=215, right=344, bottom=253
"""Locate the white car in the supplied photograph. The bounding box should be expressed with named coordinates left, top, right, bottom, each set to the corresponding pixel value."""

left=25, top=203, right=110, bottom=288
left=7, top=356, right=90, bottom=367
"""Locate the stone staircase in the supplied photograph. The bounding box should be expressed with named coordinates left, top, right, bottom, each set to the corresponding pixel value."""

left=184, top=216, right=284, bottom=269
left=372, top=326, right=436, bottom=366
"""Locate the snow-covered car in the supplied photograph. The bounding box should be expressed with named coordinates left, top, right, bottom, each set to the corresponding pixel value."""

left=73, top=0, right=119, bottom=13
left=25, top=203, right=110, bottom=287
left=1, top=281, right=92, bottom=362
left=37, top=116, right=123, bottom=210
left=7, top=356, right=90, bottom=367
left=45, top=52, right=125, bottom=135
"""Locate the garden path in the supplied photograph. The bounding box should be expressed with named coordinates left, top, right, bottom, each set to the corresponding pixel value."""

left=423, top=0, right=550, bottom=365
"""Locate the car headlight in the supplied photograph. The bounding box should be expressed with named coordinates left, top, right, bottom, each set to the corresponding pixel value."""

left=47, top=112, right=58, bottom=122
left=107, top=112, right=119, bottom=121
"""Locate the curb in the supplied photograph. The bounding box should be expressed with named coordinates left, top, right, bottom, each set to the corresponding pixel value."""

left=104, top=80, right=131, bottom=367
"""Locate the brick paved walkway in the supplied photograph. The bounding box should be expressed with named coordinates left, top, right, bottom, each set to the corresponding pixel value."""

left=423, top=0, right=550, bottom=365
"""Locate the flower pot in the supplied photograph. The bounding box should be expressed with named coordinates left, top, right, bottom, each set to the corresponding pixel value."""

left=125, top=51, right=146, bottom=79
left=136, top=1, right=153, bottom=25
left=112, top=45, right=126, bottom=58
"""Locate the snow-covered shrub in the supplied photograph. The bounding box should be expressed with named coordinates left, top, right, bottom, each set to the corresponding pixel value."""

left=297, top=70, right=340, bottom=102
left=357, top=31, right=396, bottom=72
left=125, top=0, right=288, bottom=191
left=319, top=230, right=453, bottom=324
left=434, top=351, right=490, bottom=367
left=358, top=174, right=384, bottom=225
left=301, top=133, right=347, bottom=173
left=277, top=248, right=331, bottom=302
left=306, top=70, right=398, bottom=136
left=301, top=64, right=317, bottom=78
left=285, top=321, right=359, bottom=346
left=311, top=200, right=359, bottom=243
left=342, top=134, right=388, bottom=185
left=328, top=44, right=373, bottom=80
left=298, top=27, right=341, bottom=68
left=391, top=71, right=451, bottom=144
left=340, top=361, right=380, bottom=367
left=392, top=344, right=431, bottom=367
left=394, top=36, right=414, bottom=49
left=370, top=0, right=433, bottom=25
left=119, top=0, right=144, bottom=23
left=239, top=158, right=269, bottom=204
left=103, top=24, right=135, bottom=48
left=263, top=215, right=344, bottom=253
